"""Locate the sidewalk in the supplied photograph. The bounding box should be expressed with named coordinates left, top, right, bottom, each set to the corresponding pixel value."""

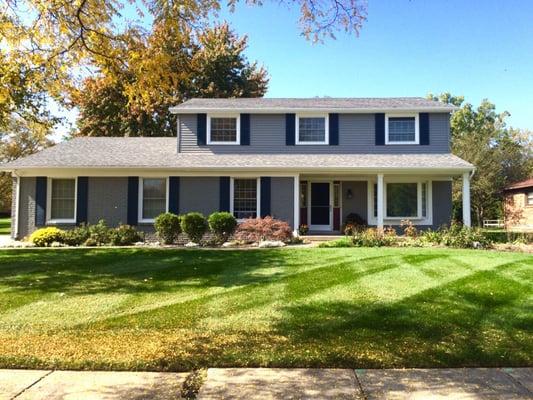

left=1, top=367, right=531, bottom=399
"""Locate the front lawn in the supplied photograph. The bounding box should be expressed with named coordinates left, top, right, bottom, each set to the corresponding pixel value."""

left=0, top=247, right=531, bottom=370
left=0, top=217, right=10, bottom=234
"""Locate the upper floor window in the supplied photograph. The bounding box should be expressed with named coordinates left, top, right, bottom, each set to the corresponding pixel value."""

left=385, top=114, right=419, bottom=144
left=296, top=115, right=329, bottom=144
left=207, top=115, right=240, bottom=144
left=47, top=178, right=76, bottom=223
left=139, top=177, right=167, bottom=222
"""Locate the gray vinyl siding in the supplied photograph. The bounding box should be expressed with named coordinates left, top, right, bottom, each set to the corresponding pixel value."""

left=270, top=177, right=294, bottom=225
left=87, top=177, right=128, bottom=226
left=179, top=113, right=450, bottom=154
left=179, top=177, right=220, bottom=216
left=341, top=181, right=368, bottom=224
left=431, top=180, right=453, bottom=228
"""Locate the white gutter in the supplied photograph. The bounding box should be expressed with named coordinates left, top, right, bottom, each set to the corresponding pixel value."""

left=169, top=106, right=458, bottom=114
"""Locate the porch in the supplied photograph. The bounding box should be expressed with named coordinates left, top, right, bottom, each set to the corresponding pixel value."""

left=293, top=172, right=472, bottom=234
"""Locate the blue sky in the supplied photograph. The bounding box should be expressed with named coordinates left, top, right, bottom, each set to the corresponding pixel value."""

left=215, top=0, right=532, bottom=129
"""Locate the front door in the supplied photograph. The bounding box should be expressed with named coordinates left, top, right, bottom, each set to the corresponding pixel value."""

left=310, top=182, right=331, bottom=231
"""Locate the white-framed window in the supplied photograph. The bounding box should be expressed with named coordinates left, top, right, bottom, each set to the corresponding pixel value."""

left=230, top=177, right=260, bottom=220
left=47, top=178, right=77, bottom=224
left=527, top=192, right=533, bottom=206
left=385, top=114, right=419, bottom=144
left=369, top=179, right=431, bottom=223
left=138, top=177, right=168, bottom=223
left=207, top=114, right=240, bottom=144
left=296, top=114, right=329, bottom=144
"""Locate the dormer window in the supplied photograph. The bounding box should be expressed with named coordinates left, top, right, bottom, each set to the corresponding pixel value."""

left=296, top=114, right=329, bottom=144
left=207, top=115, right=240, bottom=144
left=385, top=114, right=419, bottom=144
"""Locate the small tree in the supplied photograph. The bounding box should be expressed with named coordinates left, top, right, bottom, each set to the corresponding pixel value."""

left=154, top=213, right=181, bottom=244
left=181, top=212, right=208, bottom=244
left=208, top=212, right=237, bottom=244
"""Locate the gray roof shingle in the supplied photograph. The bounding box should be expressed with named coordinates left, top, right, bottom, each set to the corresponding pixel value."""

left=170, top=97, right=457, bottom=113
left=1, top=137, right=473, bottom=172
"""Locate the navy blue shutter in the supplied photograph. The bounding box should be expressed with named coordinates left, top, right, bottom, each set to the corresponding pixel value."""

left=286, top=114, right=295, bottom=145
left=35, top=177, right=47, bottom=226
left=219, top=177, right=230, bottom=212
left=169, top=176, right=180, bottom=214
left=127, top=177, right=139, bottom=225
left=419, top=113, right=430, bottom=145
left=240, top=114, right=250, bottom=145
left=260, top=177, right=271, bottom=218
left=375, top=113, right=385, bottom=145
left=76, top=177, right=88, bottom=224
left=329, top=113, right=339, bottom=145
left=197, top=113, right=207, bottom=146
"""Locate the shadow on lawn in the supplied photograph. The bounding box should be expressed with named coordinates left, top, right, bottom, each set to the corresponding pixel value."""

left=273, top=262, right=533, bottom=368
left=0, top=248, right=298, bottom=295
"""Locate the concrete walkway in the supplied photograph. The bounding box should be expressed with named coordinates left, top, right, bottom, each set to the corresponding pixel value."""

left=1, top=368, right=531, bottom=399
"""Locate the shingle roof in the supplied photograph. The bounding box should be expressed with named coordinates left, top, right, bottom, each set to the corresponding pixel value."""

left=504, top=178, right=533, bottom=191
left=170, top=97, right=457, bottom=113
left=1, top=137, right=474, bottom=173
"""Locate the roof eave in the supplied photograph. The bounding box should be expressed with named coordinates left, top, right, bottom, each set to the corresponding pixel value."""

left=169, top=106, right=458, bottom=114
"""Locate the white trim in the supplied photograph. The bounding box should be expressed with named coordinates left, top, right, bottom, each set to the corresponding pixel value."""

left=376, top=174, right=384, bottom=228
left=170, top=107, right=457, bottom=114
left=462, top=172, right=471, bottom=227
left=293, top=175, right=300, bottom=236
left=369, top=177, right=433, bottom=226
left=46, top=177, right=77, bottom=224
left=385, top=113, right=419, bottom=145
left=296, top=114, right=329, bottom=145
left=138, top=177, right=169, bottom=224
left=207, top=114, right=241, bottom=145
left=177, top=115, right=181, bottom=153
left=14, top=174, right=21, bottom=238
left=230, top=177, right=261, bottom=222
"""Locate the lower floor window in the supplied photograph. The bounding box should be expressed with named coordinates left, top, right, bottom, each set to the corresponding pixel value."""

left=141, top=178, right=167, bottom=220
left=386, top=183, right=418, bottom=217
left=50, top=178, right=76, bottom=221
left=233, top=178, right=258, bottom=219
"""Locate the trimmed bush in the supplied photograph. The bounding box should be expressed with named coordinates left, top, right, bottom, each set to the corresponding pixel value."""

left=84, top=220, right=111, bottom=246
left=234, top=217, right=292, bottom=243
left=208, top=212, right=237, bottom=244
left=154, top=213, right=181, bottom=244
left=29, top=227, right=65, bottom=247
left=109, top=224, right=143, bottom=246
left=62, top=224, right=90, bottom=246
left=181, top=212, right=208, bottom=244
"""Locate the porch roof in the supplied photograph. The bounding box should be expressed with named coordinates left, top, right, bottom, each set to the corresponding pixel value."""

left=1, top=137, right=474, bottom=174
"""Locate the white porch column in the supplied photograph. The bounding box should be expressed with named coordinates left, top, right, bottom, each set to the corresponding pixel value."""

left=293, top=175, right=300, bottom=236
left=377, top=173, right=384, bottom=229
left=462, top=172, right=471, bottom=227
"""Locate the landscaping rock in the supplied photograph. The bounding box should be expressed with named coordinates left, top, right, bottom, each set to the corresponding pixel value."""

left=185, top=242, right=199, bottom=247
left=258, top=240, right=286, bottom=248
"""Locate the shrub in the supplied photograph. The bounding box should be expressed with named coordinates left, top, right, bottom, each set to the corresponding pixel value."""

left=29, top=227, right=65, bottom=247
left=109, top=224, right=143, bottom=246
left=154, top=213, right=181, bottom=244
left=181, top=212, right=208, bottom=244
left=400, top=219, right=417, bottom=238
left=482, top=231, right=533, bottom=244
left=343, top=213, right=367, bottom=235
left=352, top=227, right=397, bottom=247
left=298, top=224, right=309, bottom=236
left=85, top=220, right=111, bottom=246
left=234, top=217, right=292, bottom=243
left=62, top=224, right=90, bottom=246
left=208, top=212, right=237, bottom=244
left=420, top=223, right=492, bottom=249
left=318, top=237, right=355, bottom=248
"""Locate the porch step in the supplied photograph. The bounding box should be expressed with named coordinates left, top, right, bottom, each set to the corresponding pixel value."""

left=303, top=235, right=344, bottom=243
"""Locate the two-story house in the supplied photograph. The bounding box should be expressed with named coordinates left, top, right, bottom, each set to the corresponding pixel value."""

left=3, top=97, right=474, bottom=239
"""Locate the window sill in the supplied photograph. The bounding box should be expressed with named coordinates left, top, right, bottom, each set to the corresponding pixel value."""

left=296, top=142, right=329, bottom=145
left=47, top=220, right=76, bottom=225
left=207, top=141, right=240, bottom=145
left=385, top=142, right=419, bottom=145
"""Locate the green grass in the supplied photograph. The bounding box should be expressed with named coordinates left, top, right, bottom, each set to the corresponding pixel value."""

left=0, top=247, right=531, bottom=371
left=0, top=218, right=10, bottom=234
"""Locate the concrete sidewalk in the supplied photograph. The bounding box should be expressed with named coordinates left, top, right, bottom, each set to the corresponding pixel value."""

left=1, top=367, right=531, bottom=399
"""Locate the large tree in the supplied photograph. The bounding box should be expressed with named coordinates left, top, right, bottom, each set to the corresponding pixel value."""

left=429, top=93, right=533, bottom=225
left=70, top=23, right=268, bottom=137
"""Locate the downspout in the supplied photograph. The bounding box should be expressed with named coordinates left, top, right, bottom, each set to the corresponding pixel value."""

left=13, top=171, right=20, bottom=239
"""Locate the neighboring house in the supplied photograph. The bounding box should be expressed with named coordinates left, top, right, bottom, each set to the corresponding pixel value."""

left=2, top=97, right=474, bottom=240
left=503, top=178, right=533, bottom=231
